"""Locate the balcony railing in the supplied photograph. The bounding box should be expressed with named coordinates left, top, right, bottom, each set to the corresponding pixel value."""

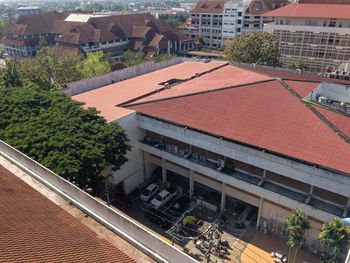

left=141, top=137, right=347, bottom=218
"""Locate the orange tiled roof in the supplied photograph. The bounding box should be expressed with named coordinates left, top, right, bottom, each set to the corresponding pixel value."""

left=0, top=165, right=135, bottom=263
left=72, top=61, right=227, bottom=122
left=128, top=79, right=350, bottom=175
left=264, top=2, right=350, bottom=20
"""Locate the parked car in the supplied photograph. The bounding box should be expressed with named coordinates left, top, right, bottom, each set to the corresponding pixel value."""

left=151, top=187, right=177, bottom=209
left=140, top=183, right=159, bottom=202
left=168, top=196, right=190, bottom=216
left=111, top=194, right=131, bottom=209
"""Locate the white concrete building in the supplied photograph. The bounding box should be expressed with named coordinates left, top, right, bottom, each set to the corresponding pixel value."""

left=73, top=60, right=350, bottom=258
left=264, top=0, right=350, bottom=72
left=179, top=0, right=288, bottom=48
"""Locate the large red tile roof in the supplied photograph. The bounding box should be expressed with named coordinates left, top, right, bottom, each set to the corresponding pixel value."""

left=72, top=61, right=227, bottom=122
left=128, top=80, right=350, bottom=175
left=264, top=2, right=350, bottom=20
left=283, top=80, right=319, bottom=97
left=236, top=65, right=350, bottom=85
left=0, top=165, right=135, bottom=263
left=135, top=64, right=271, bottom=103
left=314, top=106, right=350, bottom=138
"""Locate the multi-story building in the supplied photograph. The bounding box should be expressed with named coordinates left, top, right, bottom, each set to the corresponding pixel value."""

left=2, top=12, right=195, bottom=59
left=73, top=59, right=350, bottom=259
left=242, top=0, right=287, bottom=33
left=179, top=0, right=288, bottom=48
left=16, top=6, right=42, bottom=16
left=264, top=0, right=350, bottom=72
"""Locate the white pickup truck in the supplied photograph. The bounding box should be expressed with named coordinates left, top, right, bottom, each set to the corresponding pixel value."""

left=150, top=187, right=177, bottom=209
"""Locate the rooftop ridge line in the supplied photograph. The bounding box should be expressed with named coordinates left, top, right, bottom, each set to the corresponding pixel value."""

left=117, top=61, right=229, bottom=107
left=279, top=79, right=350, bottom=144
left=123, top=78, right=276, bottom=107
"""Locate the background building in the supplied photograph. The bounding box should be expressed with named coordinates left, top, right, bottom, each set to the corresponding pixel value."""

left=16, top=6, right=42, bottom=16
left=179, top=0, right=288, bottom=48
left=264, top=0, right=350, bottom=72
left=2, top=12, right=195, bottom=59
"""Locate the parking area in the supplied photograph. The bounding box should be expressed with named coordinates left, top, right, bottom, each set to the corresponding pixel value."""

left=116, top=174, right=259, bottom=262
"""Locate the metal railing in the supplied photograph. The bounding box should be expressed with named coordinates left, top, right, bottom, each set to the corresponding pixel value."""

left=0, top=140, right=198, bottom=263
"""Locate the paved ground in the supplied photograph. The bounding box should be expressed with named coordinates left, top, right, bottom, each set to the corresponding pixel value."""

left=241, top=231, right=320, bottom=263
left=0, top=155, right=155, bottom=263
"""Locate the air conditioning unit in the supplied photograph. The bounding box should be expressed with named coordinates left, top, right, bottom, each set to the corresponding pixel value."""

left=164, top=82, right=170, bottom=89
left=318, top=96, right=327, bottom=103
left=295, top=68, right=301, bottom=74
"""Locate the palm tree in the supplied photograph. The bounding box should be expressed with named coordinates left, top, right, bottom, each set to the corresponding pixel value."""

left=319, top=218, right=350, bottom=263
left=284, top=209, right=310, bottom=263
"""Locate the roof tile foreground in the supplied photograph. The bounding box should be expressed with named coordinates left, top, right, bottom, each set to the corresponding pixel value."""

left=264, top=2, right=350, bottom=20
left=128, top=80, right=350, bottom=175
left=0, top=165, right=135, bottom=263
left=72, top=61, right=227, bottom=122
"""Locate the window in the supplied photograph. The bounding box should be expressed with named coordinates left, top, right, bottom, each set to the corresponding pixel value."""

left=237, top=20, right=242, bottom=24
left=329, top=20, right=336, bottom=27
left=306, top=20, right=317, bottom=26
left=238, top=12, right=242, bottom=16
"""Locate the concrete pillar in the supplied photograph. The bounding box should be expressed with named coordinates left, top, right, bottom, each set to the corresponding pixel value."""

left=256, top=197, right=264, bottom=230
left=189, top=169, right=194, bottom=198
left=161, top=158, right=167, bottom=185
left=309, top=185, right=314, bottom=195
left=143, top=152, right=151, bottom=180
left=220, top=182, right=226, bottom=213
left=263, top=169, right=266, bottom=178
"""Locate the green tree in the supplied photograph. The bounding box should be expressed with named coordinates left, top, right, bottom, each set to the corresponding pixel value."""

left=284, top=209, right=310, bottom=263
left=20, top=49, right=83, bottom=90
left=225, top=32, right=280, bottom=66
left=154, top=53, right=175, bottom=63
left=0, top=60, right=22, bottom=88
left=123, top=50, right=145, bottom=67
left=319, top=218, right=350, bottom=263
left=0, top=18, right=11, bottom=37
left=77, top=51, right=111, bottom=78
left=0, top=87, right=131, bottom=192
left=183, top=216, right=197, bottom=229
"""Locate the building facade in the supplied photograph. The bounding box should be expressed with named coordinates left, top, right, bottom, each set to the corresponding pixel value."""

left=2, top=12, right=195, bottom=59
left=264, top=1, right=350, bottom=72
left=73, top=60, right=350, bottom=258
left=179, top=0, right=288, bottom=48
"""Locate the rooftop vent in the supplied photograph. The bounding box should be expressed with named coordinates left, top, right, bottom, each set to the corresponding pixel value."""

left=195, top=72, right=200, bottom=77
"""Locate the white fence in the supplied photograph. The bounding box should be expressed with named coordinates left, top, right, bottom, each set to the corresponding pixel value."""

left=65, top=57, right=184, bottom=96
left=0, top=140, right=197, bottom=263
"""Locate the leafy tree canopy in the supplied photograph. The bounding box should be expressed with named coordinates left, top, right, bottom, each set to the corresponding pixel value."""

left=77, top=50, right=111, bottom=78
left=122, top=50, right=145, bottom=67
left=319, top=218, right=350, bottom=263
left=0, top=87, right=131, bottom=192
left=284, top=209, right=310, bottom=263
left=20, top=48, right=83, bottom=90
left=225, top=32, right=280, bottom=66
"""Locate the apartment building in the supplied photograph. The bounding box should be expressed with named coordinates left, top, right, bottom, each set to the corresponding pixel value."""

left=264, top=0, right=350, bottom=72
left=179, top=0, right=288, bottom=48
left=2, top=12, right=195, bottom=59
left=73, top=60, right=350, bottom=257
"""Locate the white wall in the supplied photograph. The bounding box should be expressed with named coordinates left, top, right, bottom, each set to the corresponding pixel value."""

left=113, top=112, right=146, bottom=194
